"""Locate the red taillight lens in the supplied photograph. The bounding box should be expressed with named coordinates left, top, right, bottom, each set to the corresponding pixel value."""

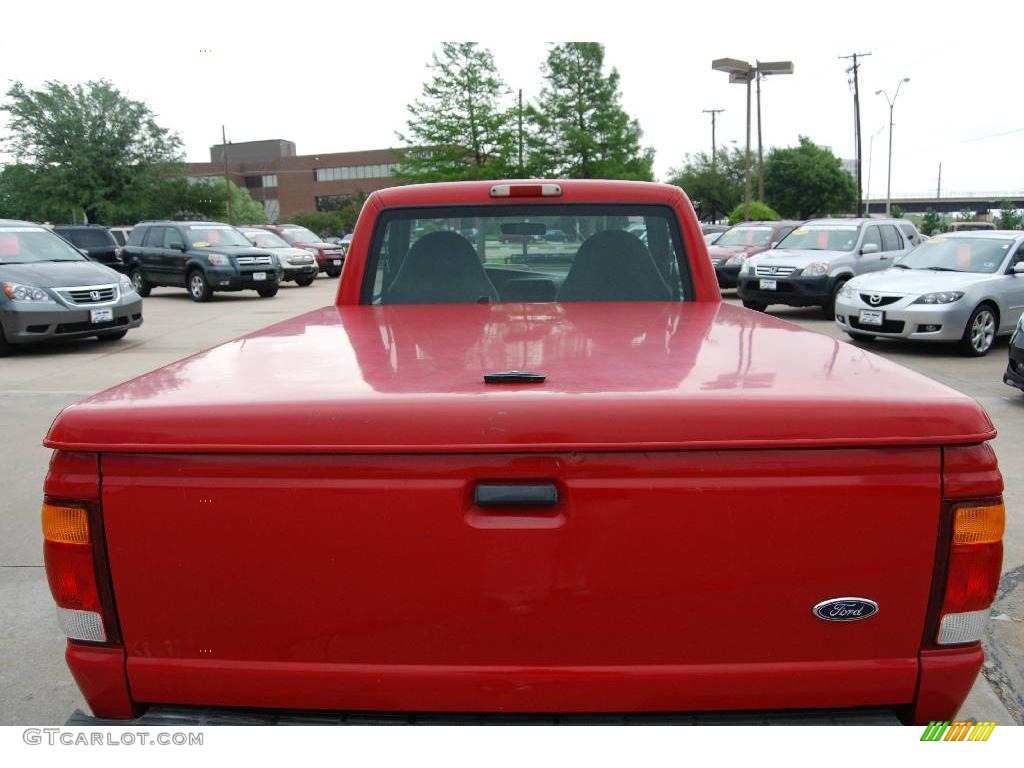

left=44, top=540, right=102, bottom=613
left=941, top=542, right=1003, bottom=615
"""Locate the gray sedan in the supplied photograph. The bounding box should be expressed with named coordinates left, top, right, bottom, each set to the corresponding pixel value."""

left=0, top=220, right=143, bottom=355
left=834, top=231, right=1024, bottom=356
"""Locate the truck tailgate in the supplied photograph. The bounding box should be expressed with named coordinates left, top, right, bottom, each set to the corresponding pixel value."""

left=102, top=447, right=940, bottom=713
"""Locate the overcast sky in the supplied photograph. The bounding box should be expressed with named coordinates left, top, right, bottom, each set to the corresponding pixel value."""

left=3, top=0, right=1022, bottom=199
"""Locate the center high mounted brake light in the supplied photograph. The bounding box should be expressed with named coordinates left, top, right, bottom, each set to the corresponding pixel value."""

left=489, top=183, right=562, bottom=198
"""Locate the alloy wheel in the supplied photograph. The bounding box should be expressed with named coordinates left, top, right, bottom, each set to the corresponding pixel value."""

left=971, top=309, right=996, bottom=353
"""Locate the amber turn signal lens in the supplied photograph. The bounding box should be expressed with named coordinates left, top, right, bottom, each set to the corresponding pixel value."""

left=953, top=502, right=1005, bottom=546
left=42, top=503, right=90, bottom=544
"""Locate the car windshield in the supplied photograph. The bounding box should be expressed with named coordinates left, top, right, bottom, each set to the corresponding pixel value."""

left=281, top=227, right=321, bottom=245
left=60, top=228, right=115, bottom=248
left=897, top=237, right=1015, bottom=274
left=364, top=204, right=691, bottom=304
left=0, top=225, right=87, bottom=264
left=715, top=226, right=773, bottom=247
left=241, top=230, right=289, bottom=249
left=185, top=225, right=252, bottom=248
left=778, top=225, right=859, bottom=251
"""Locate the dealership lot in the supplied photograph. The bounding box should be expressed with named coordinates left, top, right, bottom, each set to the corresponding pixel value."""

left=1, top=279, right=1020, bottom=724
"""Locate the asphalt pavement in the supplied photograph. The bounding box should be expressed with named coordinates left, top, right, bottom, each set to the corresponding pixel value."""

left=0, top=278, right=1019, bottom=724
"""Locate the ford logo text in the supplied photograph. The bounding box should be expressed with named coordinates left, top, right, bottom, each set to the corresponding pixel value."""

left=812, top=597, right=879, bottom=622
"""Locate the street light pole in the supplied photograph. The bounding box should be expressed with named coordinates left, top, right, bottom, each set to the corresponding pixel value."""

left=864, top=124, right=886, bottom=215
left=713, top=58, right=793, bottom=220
left=876, top=77, right=909, bottom=216
left=756, top=70, right=764, bottom=201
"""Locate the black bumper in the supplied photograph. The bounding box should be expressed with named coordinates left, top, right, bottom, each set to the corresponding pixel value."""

left=736, top=274, right=831, bottom=307
left=67, top=705, right=902, bottom=726
left=1004, top=337, right=1024, bottom=391
left=209, top=271, right=283, bottom=292
left=715, top=265, right=740, bottom=289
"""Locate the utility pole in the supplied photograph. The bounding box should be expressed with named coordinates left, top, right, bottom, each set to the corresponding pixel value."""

left=840, top=52, right=871, bottom=216
left=936, top=162, right=942, bottom=199
left=517, top=89, right=524, bottom=175
left=755, top=71, right=765, bottom=200
left=744, top=77, right=752, bottom=219
left=702, top=109, right=724, bottom=166
left=221, top=124, right=233, bottom=224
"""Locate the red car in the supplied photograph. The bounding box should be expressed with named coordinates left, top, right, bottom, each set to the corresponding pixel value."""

left=43, top=180, right=1002, bottom=724
left=252, top=224, right=346, bottom=277
left=709, top=220, right=802, bottom=289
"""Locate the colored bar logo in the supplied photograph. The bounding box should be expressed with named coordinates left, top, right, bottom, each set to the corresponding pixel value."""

left=921, top=721, right=996, bottom=741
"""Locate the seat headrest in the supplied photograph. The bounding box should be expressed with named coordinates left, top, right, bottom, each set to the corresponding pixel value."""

left=556, top=229, right=672, bottom=302
left=386, top=231, right=498, bottom=304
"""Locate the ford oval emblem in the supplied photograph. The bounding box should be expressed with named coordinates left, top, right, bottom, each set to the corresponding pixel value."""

left=813, top=597, right=878, bottom=622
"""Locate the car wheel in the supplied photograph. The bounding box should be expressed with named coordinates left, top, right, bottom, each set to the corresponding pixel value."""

left=325, top=266, right=342, bottom=278
left=960, top=304, right=997, bottom=357
left=188, top=270, right=212, bottom=302
left=294, top=275, right=316, bottom=287
left=130, top=268, right=151, bottom=297
left=95, top=329, right=128, bottom=342
left=846, top=332, right=875, bottom=342
left=0, top=325, right=11, bottom=357
left=257, top=286, right=279, bottom=298
left=742, top=300, right=767, bottom=312
left=823, top=279, right=847, bottom=319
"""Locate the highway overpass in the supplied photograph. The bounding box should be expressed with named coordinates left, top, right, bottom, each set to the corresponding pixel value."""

left=865, top=193, right=1024, bottom=215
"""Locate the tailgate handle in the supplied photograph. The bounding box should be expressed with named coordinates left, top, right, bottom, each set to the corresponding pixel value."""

left=474, top=483, right=558, bottom=507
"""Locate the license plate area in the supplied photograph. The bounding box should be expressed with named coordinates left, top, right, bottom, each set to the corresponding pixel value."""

left=90, top=308, right=113, bottom=324
left=859, top=309, right=884, bottom=326
left=253, top=272, right=267, bottom=281
left=333, top=259, right=342, bottom=266
left=759, top=279, right=777, bottom=290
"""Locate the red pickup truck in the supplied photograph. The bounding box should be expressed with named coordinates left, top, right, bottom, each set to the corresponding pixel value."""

left=43, top=180, right=1004, bottom=725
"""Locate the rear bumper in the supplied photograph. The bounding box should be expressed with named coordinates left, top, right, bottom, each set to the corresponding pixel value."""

left=67, top=705, right=902, bottom=726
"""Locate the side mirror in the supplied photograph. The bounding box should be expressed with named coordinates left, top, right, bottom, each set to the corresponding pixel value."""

left=1013, top=262, right=1024, bottom=275
left=769, top=241, right=779, bottom=248
left=860, top=242, right=880, bottom=255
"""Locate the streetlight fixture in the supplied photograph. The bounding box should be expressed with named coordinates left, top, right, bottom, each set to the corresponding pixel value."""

left=712, top=58, right=794, bottom=220
left=876, top=77, right=910, bottom=216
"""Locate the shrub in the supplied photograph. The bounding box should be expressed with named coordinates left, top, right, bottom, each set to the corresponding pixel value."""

left=728, top=201, right=780, bottom=225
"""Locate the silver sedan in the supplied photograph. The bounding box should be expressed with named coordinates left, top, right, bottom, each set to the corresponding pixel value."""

left=834, top=231, right=1024, bottom=356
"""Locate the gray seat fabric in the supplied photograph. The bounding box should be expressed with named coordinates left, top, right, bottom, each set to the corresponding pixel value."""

left=556, top=229, right=673, bottom=302
left=386, top=231, right=498, bottom=304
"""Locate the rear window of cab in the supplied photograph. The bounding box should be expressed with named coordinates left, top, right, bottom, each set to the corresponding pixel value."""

left=361, top=204, right=693, bottom=304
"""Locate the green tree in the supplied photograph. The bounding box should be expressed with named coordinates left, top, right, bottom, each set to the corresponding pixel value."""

left=289, top=210, right=346, bottom=237
left=996, top=200, right=1022, bottom=230
left=728, top=201, right=780, bottom=225
left=958, top=208, right=976, bottom=223
left=527, top=43, right=653, bottom=180
left=667, top=147, right=755, bottom=222
left=396, top=42, right=515, bottom=183
left=196, top=178, right=267, bottom=224
left=763, top=137, right=857, bottom=219
left=3, top=80, right=183, bottom=223
left=920, top=208, right=942, bottom=235
left=890, top=204, right=904, bottom=218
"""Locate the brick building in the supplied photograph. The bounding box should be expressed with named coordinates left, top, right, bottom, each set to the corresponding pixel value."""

left=185, top=139, right=400, bottom=222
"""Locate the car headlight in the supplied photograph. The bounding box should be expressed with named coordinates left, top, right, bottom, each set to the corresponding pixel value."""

left=207, top=253, right=230, bottom=266
left=2, top=282, right=55, bottom=303
left=726, top=254, right=746, bottom=266
left=118, top=274, right=134, bottom=295
left=303, top=247, right=319, bottom=256
left=802, top=261, right=831, bottom=276
left=739, top=261, right=753, bottom=276
left=912, top=291, right=965, bottom=305
left=838, top=283, right=855, bottom=299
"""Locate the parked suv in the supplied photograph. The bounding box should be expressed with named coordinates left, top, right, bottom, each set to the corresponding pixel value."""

left=237, top=226, right=318, bottom=286
left=254, top=224, right=346, bottom=277
left=53, top=225, right=125, bottom=274
left=737, top=218, right=919, bottom=316
left=122, top=221, right=283, bottom=302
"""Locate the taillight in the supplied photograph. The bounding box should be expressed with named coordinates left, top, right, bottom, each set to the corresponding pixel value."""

left=936, top=499, right=1004, bottom=645
left=42, top=501, right=108, bottom=642
left=489, top=183, right=563, bottom=198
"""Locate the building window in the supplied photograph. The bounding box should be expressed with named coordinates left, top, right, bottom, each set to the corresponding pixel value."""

left=244, top=175, right=262, bottom=189
left=314, top=163, right=395, bottom=182
left=263, top=174, right=278, bottom=188
left=263, top=198, right=280, bottom=223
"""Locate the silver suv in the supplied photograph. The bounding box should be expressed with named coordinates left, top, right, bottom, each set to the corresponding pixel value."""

left=736, top=218, right=919, bottom=316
